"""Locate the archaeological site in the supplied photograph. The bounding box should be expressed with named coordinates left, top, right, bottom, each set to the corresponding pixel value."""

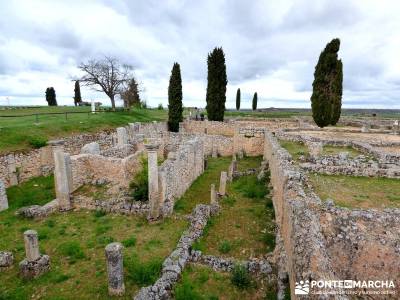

left=1, top=115, right=399, bottom=299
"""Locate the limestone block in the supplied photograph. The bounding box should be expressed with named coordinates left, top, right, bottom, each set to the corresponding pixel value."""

left=0, top=179, right=8, bottom=212
left=210, top=184, right=217, bottom=205
left=219, top=171, right=227, bottom=196
left=54, top=150, right=72, bottom=211
left=80, top=142, right=100, bottom=155
left=19, top=255, right=50, bottom=278
left=105, top=242, right=125, bottom=296
left=117, top=127, right=128, bottom=146
left=7, top=154, right=18, bottom=186
left=145, top=144, right=160, bottom=220
left=24, top=230, right=40, bottom=261
left=0, top=251, right=14, bottom=270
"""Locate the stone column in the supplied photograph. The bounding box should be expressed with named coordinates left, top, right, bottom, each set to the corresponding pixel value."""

left=54, top=150, right=72, bottom=211
left=212, top=145, right=218, bottom=158
left=145, top=144, right=160, bottom=220
left=0, top=179, right=8, bottom=212
left=210, top=184, right=217, bottom=205
left=24, top=230, right=40, bottom=261
left=219, top=171, right=227, bottom=196
left=227, top=160, right=238, bottom=182
left=105, top=242, right=125, bottom=296
left=307, top=142, right=323, bottom=159
left=7, top=154, right=18, bottom=186
left=19, top=230, right=50, bottom=278
left=117, top=127, right=128, bottom=146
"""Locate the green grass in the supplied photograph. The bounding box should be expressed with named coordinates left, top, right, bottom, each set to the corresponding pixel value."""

left=309, top=174, right=400, bottom=209
left=279, top=140, right=308, bottom=161
left=174, top=264, right=275, bottom=300
left=0, top=107, right=167, bottom=154
left=193, top=157, right=275, bottom=260
left=174, top=157, right=232, bottom=214
left=322, top=145, right=363, bottom=158
left=0, top=176, right=187, bottom=299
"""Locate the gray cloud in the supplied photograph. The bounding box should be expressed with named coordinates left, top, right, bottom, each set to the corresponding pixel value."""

left=0, top=0, right=399, bottom=108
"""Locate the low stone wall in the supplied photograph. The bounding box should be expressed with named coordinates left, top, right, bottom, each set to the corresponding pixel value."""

left=134, top=204, right=218, bottom=300
left=180, top=120, right=235, bottom=136
left=160, top=138, right=205, bottom=215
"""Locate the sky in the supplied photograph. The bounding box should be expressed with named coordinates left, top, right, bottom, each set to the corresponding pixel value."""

left=0, top=0, right=399, bottom=109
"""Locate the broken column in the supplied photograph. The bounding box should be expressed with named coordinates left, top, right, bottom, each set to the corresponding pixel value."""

left=0, top=251, right=14, bottom=270
left=361, top=122, right=370, bottom=133
left=210, top=184, right=217, bottom=205
left=219, top=171, right=227, bottom=196
left=145, top=143, right=160, bottom=220
left=105, top=242, right=125, bottom=296
left=0, top=179, right=8, bottom=212
left=19, top=230, right=50, bottom=278
left=54, top=150, right=73, bottom=211
left=117, top=127, right=128, bottom=146
left=7, top=154, right=18, bottom=186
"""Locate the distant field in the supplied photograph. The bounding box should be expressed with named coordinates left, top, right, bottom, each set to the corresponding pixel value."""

left=0, top=107, right=167, bottom=154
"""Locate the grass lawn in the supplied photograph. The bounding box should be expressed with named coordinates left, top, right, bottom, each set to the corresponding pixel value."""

left=0, top=107, right=167, bottom=154
left=0, top=176, right=187, bottom=300
left=279, top=140, right=308, bottom=161
left=192, top=157, right=275, bottom=260
left=174, top=264, right=277, bottom=300
left=174, top=157, right=232, bottom=214
left=309, top=174, right=400, bottom=209
left=322, top=145, right=363, bottom=158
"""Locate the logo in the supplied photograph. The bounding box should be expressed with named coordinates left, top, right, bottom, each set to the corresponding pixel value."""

left=295, top=280, right=310, bottom=295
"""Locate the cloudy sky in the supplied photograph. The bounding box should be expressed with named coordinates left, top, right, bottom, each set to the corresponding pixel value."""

left=0, top=0, right=399, bottom=108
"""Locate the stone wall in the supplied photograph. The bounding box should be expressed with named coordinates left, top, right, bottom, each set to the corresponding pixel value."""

left=70, top=150, right=144, bottom=192
left=159, top=138, right=205, bottom=215
left=264, top=130, right=400, bottom=298
left=0, top=131, right=113, bottom=188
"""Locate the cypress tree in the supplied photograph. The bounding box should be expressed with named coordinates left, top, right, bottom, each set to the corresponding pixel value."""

left=311, top=38, right=343, bottom=127
left=206, top=47, right=227, bottom=121
left=45, top=87, right=57, bottom=106
left=74, top=80, right=82, bottom=106
left=252, top=92, right=258, bottom=110
left=168, top=62, right=183, bottom=132
left=236, top=88, right=241, bottom=111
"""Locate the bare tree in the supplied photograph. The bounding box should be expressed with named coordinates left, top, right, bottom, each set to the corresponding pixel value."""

left=78, top=56, right=133, bottom=110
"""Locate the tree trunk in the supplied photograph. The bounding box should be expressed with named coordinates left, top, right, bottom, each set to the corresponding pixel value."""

left=110, top=95, right=116, bottom=111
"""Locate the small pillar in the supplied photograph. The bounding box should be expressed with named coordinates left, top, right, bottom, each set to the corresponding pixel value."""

left=219, top=171, right=227, bottom=196
left=117, top=127, right=128, bottom=146
left=238, top=150, right=244, bottom=159
left=307, top=142, right=323, bottom=159
left=210, top=184, right=217, bottom=205
left=24, top=230, right=40, bottom=261
left=0, top=251, right=14, bottom=269
left=54, top=150, right=73, bottom=211
left=212, top=145, right=218, bottom=158
left=0, top=179, right=8, bottom=212
left=19, top=230, right=50, bottom=278
left=145, top=144, right=160, bottom=220
left=7, top=154, right=18, bottom=186
left=105, top=242, right=125, bottom=296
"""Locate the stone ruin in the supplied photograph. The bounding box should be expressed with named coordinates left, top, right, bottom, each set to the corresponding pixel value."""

left=2, top=117, right=400, bottom=298
left=0, top=179, right=8, bottom=212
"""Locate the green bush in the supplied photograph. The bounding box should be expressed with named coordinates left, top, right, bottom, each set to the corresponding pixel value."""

left=122, top=235, right=137, bottom=247
left=125, top=257, right=163, bottom=285
left=174, top=278, right=203, bottom=300
left=231, top=264, right=252, bottom=289
left=129, top=158, right=148, bottom=201
left=218, top=240, right=232, bottom=254
left=58, top=241, right=85, bottom=261
left=28, top=136, right=48, bottom=149
left=233, top=176, right=267, bottom=199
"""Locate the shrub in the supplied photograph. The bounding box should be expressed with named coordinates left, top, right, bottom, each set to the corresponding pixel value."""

left=231, top=264, right=251, bottom=289
left=122, top=235, right=137, bottom=247
left=129, top=158, right=148, bottom=201
left=28, top=136, right=47, bottom=149
left=168, top=62, right=183, bottom=132
left=158, top=103, right=164, bottom=110
left=218, top=240, right=232, bottom=254
left=125, top=257, right=163, bottom=285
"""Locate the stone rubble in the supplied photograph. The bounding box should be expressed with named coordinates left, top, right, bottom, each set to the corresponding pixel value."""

left=0, top=251, right=14, bottom=270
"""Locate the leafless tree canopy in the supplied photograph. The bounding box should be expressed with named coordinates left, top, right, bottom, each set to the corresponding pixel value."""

left=78, top=56, right=133, bottom=109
